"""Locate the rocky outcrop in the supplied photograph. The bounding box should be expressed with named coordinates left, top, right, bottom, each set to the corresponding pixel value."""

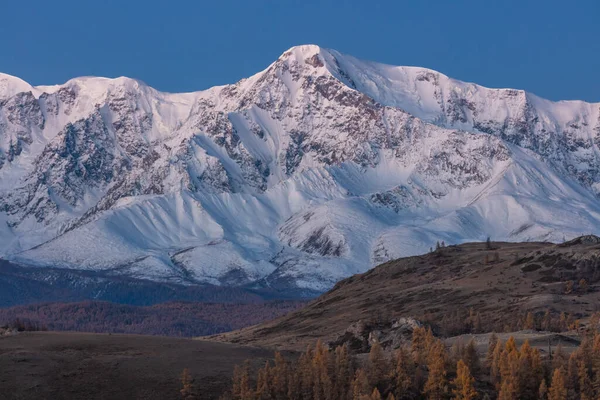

left=330, top=317, right=423, bottom=353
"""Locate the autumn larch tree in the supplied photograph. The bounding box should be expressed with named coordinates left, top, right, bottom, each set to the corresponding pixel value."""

left=180, top=368, right=196, bottom=400
left=548, top=367, right=568, bottom=400
left=366, top=340, right=389, bottom=392
left=539, top=379, right=548, bottom=400
left=352, top=368, right=371, bottom=400
left=393, top=346, right=413, bottom=400
left=451, top=359, right=477, bottom=400
left=423, top=340, right=449, bottom=400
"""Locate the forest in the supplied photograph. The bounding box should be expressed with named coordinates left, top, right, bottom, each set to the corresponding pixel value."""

left=0, top=300, right=305, bottom=337
left=203, top=325, right=598, bottom=400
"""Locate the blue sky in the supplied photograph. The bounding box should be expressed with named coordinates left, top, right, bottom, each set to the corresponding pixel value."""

left=1, top=0, right=598, bottom=101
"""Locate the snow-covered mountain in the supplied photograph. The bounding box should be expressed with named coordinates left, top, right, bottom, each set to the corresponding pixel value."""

left=1, top=45, right=600, bottom=292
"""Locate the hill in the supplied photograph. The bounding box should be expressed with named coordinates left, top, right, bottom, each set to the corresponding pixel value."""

left=212, top=237, right=600, bottom=350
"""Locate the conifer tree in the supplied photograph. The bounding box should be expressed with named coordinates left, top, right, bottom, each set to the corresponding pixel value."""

left=366, top=340, right=389, bottom=391
left=423, top=340, right=449, bottom=400
left=490, top=338, right=503, bottom=388
left=539, top=379, right=548, bottom=400
left=485, top=333, right=498, bottom=369
left=565, top=353, right=579, bottom=399
left=232, top=362, right=253, bottom=400
left=451, top=359, right=477, bottom=400
left=497, top=380, right=516, bottom=400
left=180, top=368, right=196, bottom=400
left=333, top=344, right=353, bottom=400
left=578, top=358, right=593, bottom=400
left=256, top=361, right=273, bottom=400
left=393, top=346, right=413, bottom=400
left=553, top=343, right=567, bottom=371
left=542, top=310, right=551, bottom=331
left=298, top=345, right=315, bottom=400
left=271, top=352, right=289, bottom=400
left=312, top=340, right=333, bottom=400
left=369, top=388, right=382, bottom=400
left=525, top=312, right=535, bottom=330
left=352, top=369, right=371, bottom=400
left=462, top=339, right=479, bottom=376
left=548, top=367, right=568, bottom=400
left=411, top=327, right=427, bottom=364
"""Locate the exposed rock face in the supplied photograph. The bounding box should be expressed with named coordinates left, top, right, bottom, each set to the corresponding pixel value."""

left=1, top=45, right=600, bottom=291
left=330, top=317, right=423, bottom=353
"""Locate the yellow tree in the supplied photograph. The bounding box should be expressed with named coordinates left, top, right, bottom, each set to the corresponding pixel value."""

left=451, top=360, right=477, bottom=400
left=538, top=379, right=548, bottom=400
left=485, top=333, right=498, bottom=369
left=527, top=312, right=536, bottom=330
left=393, top=346, right=413, bottom=399
left=548, top=367, right=568, bottom=400
left=497, top=380, right=516, bottom=400
left=232, top=362, right=253, bottom=400
left=578, top=358, right=593, bottom=400
left=353, top=369, right=370, bottom=400
left=255, top=361, right=272, bottom=400
left=271, top=352, right=289, bottom=400
left=369, top=388, right=382, bottom=400
left=366, top=340, right=389, bottom=391
left=423, top=340, right=449, bottom=400
left=462, top=339, right=479, bottom=376
left=490, top=338, right=503, bottom=388
left=411, top=326, right=427, bottom=364
left=312, top=340, right=333, bottom=400
left=333, top=344, right=353, bottom=400
left=180, top=368, right=196, bottom=400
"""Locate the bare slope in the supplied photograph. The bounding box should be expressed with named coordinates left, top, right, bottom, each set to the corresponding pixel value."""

left=212, top=237, right=600, bottom=350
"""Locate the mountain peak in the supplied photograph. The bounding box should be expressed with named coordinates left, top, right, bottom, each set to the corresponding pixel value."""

left=2, top=47, right=600, bottom=293
left=0, top=72, right=35, bottom=100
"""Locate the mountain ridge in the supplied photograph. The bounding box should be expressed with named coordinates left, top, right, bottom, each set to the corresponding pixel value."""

left=1, top=45, right=600, bottom=292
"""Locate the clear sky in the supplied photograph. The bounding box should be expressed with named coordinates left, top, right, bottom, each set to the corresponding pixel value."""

left=1, top=0, right=598, bottom=102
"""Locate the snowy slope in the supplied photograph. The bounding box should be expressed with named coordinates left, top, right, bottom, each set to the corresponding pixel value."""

left=1, top=45, right=600, bottom=291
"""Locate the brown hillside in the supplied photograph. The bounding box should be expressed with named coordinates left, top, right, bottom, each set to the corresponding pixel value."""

left=210, top=238, right=600, bottom=350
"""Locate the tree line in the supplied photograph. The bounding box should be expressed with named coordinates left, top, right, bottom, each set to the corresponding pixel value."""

left=179, top=324, right=600, bottom=400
